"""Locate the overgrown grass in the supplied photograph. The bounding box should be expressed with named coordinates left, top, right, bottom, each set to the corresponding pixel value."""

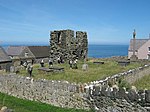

left=0, top=92, right=91, bottom=112
left=19, top=59, right=142, bottom=83
left=133, top=74, right=150, bottom=90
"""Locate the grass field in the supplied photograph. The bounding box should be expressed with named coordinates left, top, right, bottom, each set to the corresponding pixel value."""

left=133, top=74, right=150, bottom=90
left=0, top=92, right=92, bottom=112
left=19, top=59, right=142, bottom=83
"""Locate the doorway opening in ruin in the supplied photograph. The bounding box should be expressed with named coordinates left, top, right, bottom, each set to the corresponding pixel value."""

left=57, top=32, right=62, bottom=44
left=81, top=50, right=83, bottom=55
left=80, top=50, right=84, bottom=58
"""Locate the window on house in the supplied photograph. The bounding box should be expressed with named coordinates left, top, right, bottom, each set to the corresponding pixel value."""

left=149, top=47, right=150, bottom=51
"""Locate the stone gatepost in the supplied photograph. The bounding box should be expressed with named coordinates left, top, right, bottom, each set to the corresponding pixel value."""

left=145, top=90, right=150, bottom=103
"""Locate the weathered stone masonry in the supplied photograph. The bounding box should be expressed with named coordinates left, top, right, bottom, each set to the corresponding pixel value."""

left=0, top=64, right=150, bottom=111
left=83, top=64, right=150, bottom=111
left=49, top=29, right=88, bottom=61
left=0, top=74, right=89, bottom=109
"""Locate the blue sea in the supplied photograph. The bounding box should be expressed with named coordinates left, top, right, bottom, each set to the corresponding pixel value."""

left=2, top=44, right=129, bottom=58
left=88, top=45, right=128, bottom=58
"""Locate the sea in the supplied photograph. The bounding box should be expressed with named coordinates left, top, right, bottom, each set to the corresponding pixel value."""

left=88, top=45, right=128, bottom=58
left=2, top=44, right=129, bottom=58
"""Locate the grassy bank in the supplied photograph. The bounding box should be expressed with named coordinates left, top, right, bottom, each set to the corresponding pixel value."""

left=133, top=74, right=150, bottom=90
left=0, top=92, right=91, bottom=112
left=19, top=59, right=142, bottom=83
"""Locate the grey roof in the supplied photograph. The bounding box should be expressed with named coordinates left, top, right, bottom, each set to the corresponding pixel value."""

left=6, top=46, right=26, bottom=56
left=129, top=39, right=149, bottom=51
left=0, top=46, right=11, bottom=62
left=28, top=46, right=50, bottom=58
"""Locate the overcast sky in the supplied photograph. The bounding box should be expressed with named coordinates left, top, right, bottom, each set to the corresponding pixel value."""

left=0, top=0, right=150, bottom=45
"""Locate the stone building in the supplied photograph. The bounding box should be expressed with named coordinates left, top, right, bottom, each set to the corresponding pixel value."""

left=49, top=29, right=88, bottom=61
left=0, top=46, right=12, bottom=72
left=28, top=46, right=50, bottom=63
left=6, top=46, right=35, bottom=66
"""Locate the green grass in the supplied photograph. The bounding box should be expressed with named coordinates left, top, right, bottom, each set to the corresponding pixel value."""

left=0, top=92, right=91, bottom=112
left=19, top=59, right=142, bottom=83
left=133, top=74, right=150, bottom=90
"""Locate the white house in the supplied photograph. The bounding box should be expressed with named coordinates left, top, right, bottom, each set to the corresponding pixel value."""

left=128, top=39, right=150, bottom=59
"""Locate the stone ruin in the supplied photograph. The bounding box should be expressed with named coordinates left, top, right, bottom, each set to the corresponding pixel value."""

left=49, top=29, right=88, bottom=62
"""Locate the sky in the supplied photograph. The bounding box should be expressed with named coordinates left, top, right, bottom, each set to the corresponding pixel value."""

left=0, top=0, right=150, bottom=45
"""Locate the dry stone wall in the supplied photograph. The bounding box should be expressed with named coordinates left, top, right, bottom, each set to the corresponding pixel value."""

left=84, top=64, right=150, bottom=111
left=0, top=74, right=89, bottom=109
left=0, top=64, right=150, bottom=111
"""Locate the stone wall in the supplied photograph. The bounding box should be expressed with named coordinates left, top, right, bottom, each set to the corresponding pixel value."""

left=88, top=95, right=148, bottom=112
left=83, top=64, right=150, bottom=111
left=84, top=64, right=150, bottom=88
left=0, top=64, right=150, bottom=111
left=0, top=74, right=89, bottom=110
left=0, top=62, right=12, bottom=72
left=49, top=29, right=88, bottom=62
left=124, top=65, right=150, bottom=84
left=86, top=84, right=150, bottom=110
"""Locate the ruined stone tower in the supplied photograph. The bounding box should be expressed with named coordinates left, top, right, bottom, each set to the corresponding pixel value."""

left=49, top=29, right=88, bottom=61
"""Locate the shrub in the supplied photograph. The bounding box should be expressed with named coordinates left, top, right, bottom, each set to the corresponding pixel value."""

left=118, top=78, right=131, bottom=90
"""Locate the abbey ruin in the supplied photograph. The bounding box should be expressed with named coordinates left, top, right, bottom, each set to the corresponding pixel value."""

left=49, top=29, right=88, bottom=61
